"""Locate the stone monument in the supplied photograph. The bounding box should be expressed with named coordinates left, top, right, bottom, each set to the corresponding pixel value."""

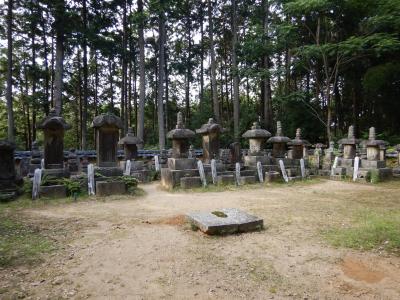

left=92, top=112, right=123, bottom=177
left=357, top=127, right=392, bottom=182
left=67, top=149, right=79, bottom=175
left=118, top=127, right=149, bottom=182
left=331, top=125, right=359, bottom=178
left=0, top=140, right=23, bottom=201
left=267, top=121, right=290, bottom=158
left=196, top=118, right=224, bottom=163
left=37, top=109, right=71, bottom=178
left=242, top=121, right=271, bottom=166
left=161, top=112, right=199, bottom=189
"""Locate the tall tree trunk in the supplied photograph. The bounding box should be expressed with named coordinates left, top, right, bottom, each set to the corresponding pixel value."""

left=6, top=0, right=15, bottom=142
left=232, top=0, right=240, bottom=141
left=185, top=1, right=191, bottom=122
left=109, top=58, right=114, bottom=108
left=41, top=14, right=50, bottom=116
left=121, top=0, right=128, bottom=136
left=164, top=45, right=169, bottom=131
left=157, top=3, right=166, bottom=150
left=81, top=0, right=88, bottom=149
left=137, top=0, right=146, bottom=148
left=208, top=0, right=219, bottom=122
left=31, top=10, right=37, bottom=142
left=53, top=0, right=65, bottom=115
left=77, top=51, right=83, bottom=149
left=262, top=0, right=272, bottom=130
left=199, top=2, right=204, bottom=103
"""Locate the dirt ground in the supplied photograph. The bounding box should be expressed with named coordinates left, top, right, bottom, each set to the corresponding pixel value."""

left=1, top=180, right=400, bottom=299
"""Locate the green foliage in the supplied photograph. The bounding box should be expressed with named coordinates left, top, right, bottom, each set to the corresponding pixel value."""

left=118, top=176, right=138, bottom=194
left=60, top=177, right=84, bottom=197
left=324, top=210, right=400, bottom=254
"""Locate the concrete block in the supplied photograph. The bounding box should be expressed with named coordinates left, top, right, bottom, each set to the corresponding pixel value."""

left=40, top=185, right=67, bottom=198
left=167, top=158, right=196, bottom=170
left=217, top=175, right=235, bottom=185
left=239, top=176, right=256, bottom=185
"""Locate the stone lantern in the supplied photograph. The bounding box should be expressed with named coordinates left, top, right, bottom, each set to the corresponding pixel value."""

left=37, top=110, right=71, bottom=177
left=267, top=121, right=290, bottom=158
left=288, top=128, right=310, bottom=160
left=366, top=127, right=385, bottom=161
left=92, top=112, right=123, bottom=176
left=118, top=128, right=143, bottom=161
left=242, top=121, right=271, bottom=155
left=0, top=140, right=23, bottom=200
left=338, top=125, right=358, bottom=159
left=196, top=118, right=224, bottom=163
left=167, top=112, right=195, bottom=159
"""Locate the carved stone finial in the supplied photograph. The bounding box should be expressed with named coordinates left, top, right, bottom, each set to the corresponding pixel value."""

left=369, top=127, right=376, bottom=140
left=348, top=125, right=354, bottom=139
left=208, top=118, right=215, bottom=124
left=296, top=128, right=301, bottom=139
left=276, top=121, right=282, bottom=136
left=176, top=112, right=184, bottom=129
left=128, top=127, right=134, bottom=134
left=251, top=121, right=260, bottom=130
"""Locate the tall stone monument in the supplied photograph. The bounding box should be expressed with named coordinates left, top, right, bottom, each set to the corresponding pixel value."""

left=92, top=113, right=123, bottom=177
left=288, top=128, right=310, bottom=159
left=28, top=140, right=42, bottom=177
left=37, top=110, right=71, bottom=178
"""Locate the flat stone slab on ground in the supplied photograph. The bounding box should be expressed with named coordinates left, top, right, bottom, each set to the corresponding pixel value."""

left=187, top=208, right=263, bottom=235
left=96, top=181, right=126, bottom=196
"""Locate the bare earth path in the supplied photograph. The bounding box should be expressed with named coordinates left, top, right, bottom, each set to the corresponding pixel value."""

left=2, top=180, right=400, bottom=299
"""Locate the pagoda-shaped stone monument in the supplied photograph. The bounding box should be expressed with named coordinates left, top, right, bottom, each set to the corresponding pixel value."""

left=267, top=121, right=290, bottom=158
left=196, top=118, right=224, bottom=163
left=242, top=121, right=272, bottom=166
left=357, top=127, right=392, bottom=182
left=37, top=109, right=71, bottom=178
left=331, top=125, right=359, bottom=178
left=118, top=128, right=149, bottom=182
left=92, top=113, right=124, bottom=177
left=161, top=112, right=200, bottom=189
left=288, top=128, right=310, bottom=160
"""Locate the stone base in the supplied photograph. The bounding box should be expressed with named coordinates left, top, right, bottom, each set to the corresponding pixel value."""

left=339, top=158, right=354, bottom=168
left=160, top=168, right=199, bottom=189
left=243, top=155, right=272, bottom=167
left=187, top=208, right=263, bottom=235
left=95, top=166, right=123, bottom=177
left=0, top=189, right=19, bottom=201
left=217, top=175, right=235, bottom=186
left=167, top=158, right=196, bottom=170
left=96, top=181, right=126, bottom=196
left=360, top=160, right=386, bottom=169
left=239, top=176, right=256, bottom=185
left=318, top=169, right=331, bottom=176
left=40, top=185, right=67, bottom=198
left=330, top=175, right=346, bottom=181
left=265, top=171, right=281, bottom=183
left=131, top=170, right=150, bottom=183
left=357, top=168, right=393, bottom=182
left=180, top=177, right=202, bottom=189
left=42, top=168, right=70, bottom=179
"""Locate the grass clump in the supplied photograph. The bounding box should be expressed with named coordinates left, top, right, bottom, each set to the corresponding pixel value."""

left=0, top=216, right=56, bottom=267
left=324, top=210, right=400, bottom=254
